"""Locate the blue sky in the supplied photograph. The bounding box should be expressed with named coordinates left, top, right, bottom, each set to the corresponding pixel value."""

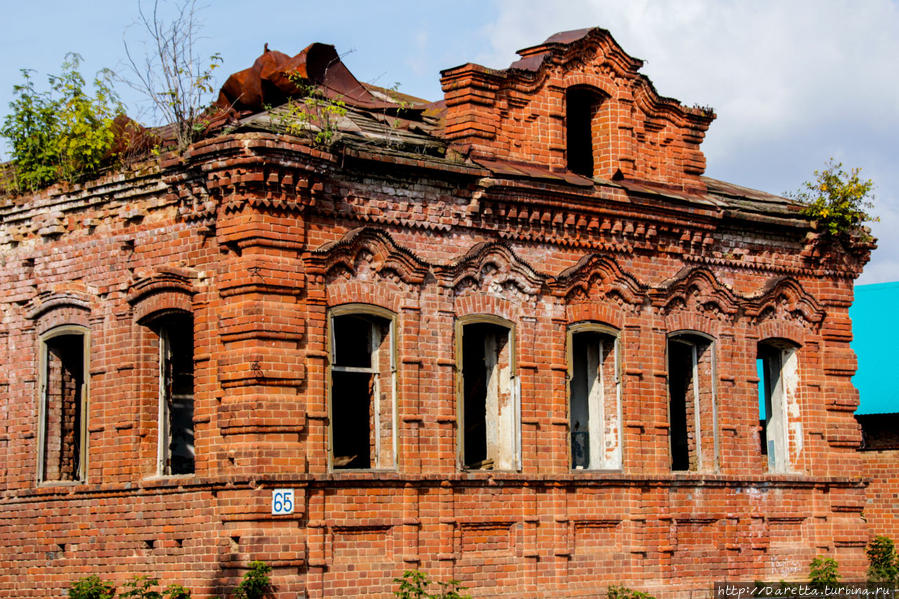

left=1, top=1, right=896, bottom=412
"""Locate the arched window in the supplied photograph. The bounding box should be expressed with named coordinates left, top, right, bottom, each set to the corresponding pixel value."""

left=328, top=305, right=397, bottom=470
left=667, top=332, right=717, bottom=472
left=566, top=86, right=605, bottom=178
left=757, top=339, right=800, bottom=473
left=38, top=325, right=89, bottom=483
left=456, top=316, right=519, bottom=471
left=568, top=323, right=622, bottom=470
left=149, top=312, right=195, bottom=476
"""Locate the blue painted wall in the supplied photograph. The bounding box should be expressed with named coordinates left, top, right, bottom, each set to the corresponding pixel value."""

left=851, top=281, right=899, bottom=414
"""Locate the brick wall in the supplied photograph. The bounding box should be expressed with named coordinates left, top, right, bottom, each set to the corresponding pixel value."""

left=857, top=415, right=899, bottom=541
left=0, top=28, right=879, bottom=599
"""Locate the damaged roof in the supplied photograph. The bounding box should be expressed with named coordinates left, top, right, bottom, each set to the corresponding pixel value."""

left=210, top=35, right=806, bottom=228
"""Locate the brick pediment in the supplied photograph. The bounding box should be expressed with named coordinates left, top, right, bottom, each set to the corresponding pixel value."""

left=440, top=27, right=715, bottom=191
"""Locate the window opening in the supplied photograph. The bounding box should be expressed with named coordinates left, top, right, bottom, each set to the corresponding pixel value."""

left=566, top=87, right=602, bottom=178
left=40, top=331, right=86, bottom=482
left=461, top=322, right=516, bottom=470
left=757, top=341, right=798, bottom=473
left=330, top=312, right=395, bottom=469
left=569, top=329, right=620, bottom=469
left=156, top=313, right=195, bottom=475
left=667, top=334, right=715, bottom=471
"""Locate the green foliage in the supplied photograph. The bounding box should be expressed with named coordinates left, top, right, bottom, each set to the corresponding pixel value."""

left=274, top=73, right=346, bottom=147
left=867, top=535, right=899, bottom=584
left=790, top=159, right=877, bottom=237
left=162, top=584, right=191, bottom=599
left=120, top=576, right=162, bottom=599
left=393, top=570, right=471, bottom=599
left=233, top=560, right=272, bottom=599
left=607, top=585, right=656, bottom=599
left=1, top=53, right=122, bottom=192
left=68, top=575, right=116, bottom=599
left=809, top=556, right=840, bottom=588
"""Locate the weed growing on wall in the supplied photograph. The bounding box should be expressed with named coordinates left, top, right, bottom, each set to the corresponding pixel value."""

left=790, top=159, right=877, bottom=238
left=1, top=54, right=122, bottom=192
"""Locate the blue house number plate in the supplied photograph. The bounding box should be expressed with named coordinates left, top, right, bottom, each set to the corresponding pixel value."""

left=271, top=489, right=294, bottom=515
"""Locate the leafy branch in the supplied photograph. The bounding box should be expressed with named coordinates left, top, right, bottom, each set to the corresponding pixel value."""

left=790, top=158, right=877, bottom=238
left=273, top=73, right=347, bottom=147
left=1, top=53, right=123, bottom=192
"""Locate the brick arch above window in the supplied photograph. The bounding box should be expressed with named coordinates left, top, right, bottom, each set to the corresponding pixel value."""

left=653, top=267, right=741, bottom=320
left=324, top=281, right=409, bottom=314
left=127, top=269, right=197, bottom=323
left=306, top=227, right=430, bottom=289
left=436, top=240, right=546, bottom=299
left=746, top=277, right=826, bottom=332
left=565, top=303, right=624, bottom=330
left=26, top=290, right=93, bottom=334
left=553, top=253, right=645, bottom=307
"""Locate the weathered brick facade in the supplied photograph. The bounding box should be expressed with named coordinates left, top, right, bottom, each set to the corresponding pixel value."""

left=0, top=28, right=884, bottom=598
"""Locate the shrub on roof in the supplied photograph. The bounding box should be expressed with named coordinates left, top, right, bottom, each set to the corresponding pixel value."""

left=790, top=158, right=877, bottom=238
left=1, top=53, right=123, bottom=193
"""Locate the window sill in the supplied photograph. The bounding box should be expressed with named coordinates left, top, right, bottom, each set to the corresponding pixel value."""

left=143, top=473, right=196, bottom=482
left=37, top=479, right=85, bottom=488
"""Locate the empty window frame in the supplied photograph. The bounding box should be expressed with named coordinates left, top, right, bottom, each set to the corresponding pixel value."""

left=154, top=313, right=195, bottom=475
left=457, top=318, right=519, bottom=471
left=757, top=340, right=799, bottom=473
left=568, top=324, right=622, bottom=470
left=328, top=307, right=396, bottom=470
left=667, top=332, right=717, bottom=472
left=38, top=326, right=89, bottom=483
left=566, top=86, right=604, bottom=178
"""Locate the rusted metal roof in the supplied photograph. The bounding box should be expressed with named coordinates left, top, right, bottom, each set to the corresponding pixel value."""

left=216, top=43, right=424, bottom=118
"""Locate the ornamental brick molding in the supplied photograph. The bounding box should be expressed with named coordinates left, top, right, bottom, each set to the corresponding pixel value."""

left=0, top=27, right=885, bottom=599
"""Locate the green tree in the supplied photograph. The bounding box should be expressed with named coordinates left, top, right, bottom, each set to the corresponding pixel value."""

left=232, top=560, right=272, bottom=599
left=809, top=556, right=840, bottom=590
left=68, top=575, right=116, bottom=599
left=1, top=53, right=122, bottom=191
left=867, top=535, right=899, bottom=584
left=791, top=159, right=877, bottom=237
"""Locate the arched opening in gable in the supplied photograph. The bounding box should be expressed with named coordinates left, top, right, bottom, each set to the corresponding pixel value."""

left=566, top=85, right=606, bottom=178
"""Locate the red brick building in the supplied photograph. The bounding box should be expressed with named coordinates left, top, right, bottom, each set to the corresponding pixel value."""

left=0, top=28, right=886, bottom=598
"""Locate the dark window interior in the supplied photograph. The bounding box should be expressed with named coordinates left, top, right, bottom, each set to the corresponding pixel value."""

left=331, top=313, right=389, bottom=469
left=43, top=334, right=84, bottom=481
left=668, top=340, right=693, bottom=471
left=158, top=313, right=195, bottom=475
left=567, top=87, right=601, bottom=178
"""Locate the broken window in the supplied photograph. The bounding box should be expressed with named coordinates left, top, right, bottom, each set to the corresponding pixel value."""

left=757, top=340, right=799, bottom=473
left=667, top=333, right=716, bottom=472
left=569, top=326, right=621, bottom=470
left=329, top=309, right=396, bottom=470
left=154, top=313, right=195, bottom=475
left=459, top=320, right=518, bottom=470
left=38, top=327, right=88, bottom=483
left=566, top=86, right=604, bottom=178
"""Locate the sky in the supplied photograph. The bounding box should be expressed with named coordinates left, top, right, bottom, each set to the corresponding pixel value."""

left=1, top=1, right=896, bottom=410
